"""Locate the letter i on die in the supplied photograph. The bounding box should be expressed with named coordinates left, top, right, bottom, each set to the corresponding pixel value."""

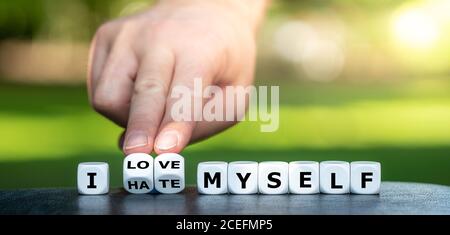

left=77, top=162, right=109, bottom=195
left=154, top=153, right=185, bottom=194
left=123, top=153, right=154, bottom=194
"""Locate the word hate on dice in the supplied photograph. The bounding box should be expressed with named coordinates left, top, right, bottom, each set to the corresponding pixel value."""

left=197, top=161, right=381, bottom=195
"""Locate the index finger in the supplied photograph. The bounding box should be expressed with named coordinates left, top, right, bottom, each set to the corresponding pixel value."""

left=123, top=47, right=175, bottom=155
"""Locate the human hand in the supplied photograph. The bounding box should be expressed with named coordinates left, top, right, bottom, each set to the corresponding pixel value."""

left=87, top=0, right=267, bottom=155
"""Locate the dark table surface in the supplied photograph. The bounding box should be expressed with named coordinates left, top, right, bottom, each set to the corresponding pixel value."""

left=1, top=182, right=449, bottom=215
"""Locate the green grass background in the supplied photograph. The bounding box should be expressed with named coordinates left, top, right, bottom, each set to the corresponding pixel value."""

left=0, top=78, right=449, bottom=189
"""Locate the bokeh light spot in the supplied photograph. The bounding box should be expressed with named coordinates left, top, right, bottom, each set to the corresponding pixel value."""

left=392, top=7, right=439, bottom=49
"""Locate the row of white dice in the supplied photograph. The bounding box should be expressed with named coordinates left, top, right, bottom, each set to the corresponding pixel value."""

left=197, top=161, right=381, bottom=195
left=77, top=153, right=185, bottom=195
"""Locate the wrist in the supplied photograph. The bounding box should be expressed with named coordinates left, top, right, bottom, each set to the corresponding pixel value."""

left=220, top=0, right=269, bottom=33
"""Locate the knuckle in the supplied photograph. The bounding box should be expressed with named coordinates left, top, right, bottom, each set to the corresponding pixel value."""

left=95, top=21, right=115, bottom=37
left=144, top=20, right=177, bottom=40
left=134, top=78, right=167, bottom=96
left=121, top=21, right=137, bottom=33
left=92, top=90, right=119, bottom=113
left=102, top=59, right=121, bottom=76
left=114, top=22, right=136, bottom=41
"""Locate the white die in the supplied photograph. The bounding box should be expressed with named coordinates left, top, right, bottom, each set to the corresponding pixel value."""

left=123, top=153, right=154, bottom=194
left=197, top=162, right=228, bottom=194
left=258, top=161, right=289, bottom=194
left=319, top=161, right=350, bottom=194
left=350, top=161, right=381, bottom=194
left=228, top=161, right=258, bottom=194
left=289, top=161, right=320, bottom=194
left=77, top=162, right=109, bottom=195
left=154, top=153, right=185, bottom=194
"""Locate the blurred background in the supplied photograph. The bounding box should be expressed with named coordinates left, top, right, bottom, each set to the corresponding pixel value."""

left=0, top=0, right=449, bottom=189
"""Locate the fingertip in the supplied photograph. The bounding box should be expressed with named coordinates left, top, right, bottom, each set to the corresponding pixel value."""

left=123, top=146, right=154, bottom=156
left=123, top=130, right=154, bottom=155
left=154, top=129, right=182, bottom=154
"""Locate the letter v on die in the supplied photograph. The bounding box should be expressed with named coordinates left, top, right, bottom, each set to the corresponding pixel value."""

left=158, top=160, right=181, bottom=169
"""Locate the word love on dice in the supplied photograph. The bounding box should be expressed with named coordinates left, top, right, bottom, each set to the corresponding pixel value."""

left=77, top=153, right=185, bottom=195
left=197, top=161, right=381, bottom=195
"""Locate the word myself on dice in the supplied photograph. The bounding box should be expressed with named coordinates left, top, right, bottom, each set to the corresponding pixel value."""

left=78, top=154, right=380, bottom=195
left=197, top=161, right=380, bottom=195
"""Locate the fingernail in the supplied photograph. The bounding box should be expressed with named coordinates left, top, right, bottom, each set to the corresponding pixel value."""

left=124, top=132, right=149, bottom=150
left=156, top=130, right=179, bottom=151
